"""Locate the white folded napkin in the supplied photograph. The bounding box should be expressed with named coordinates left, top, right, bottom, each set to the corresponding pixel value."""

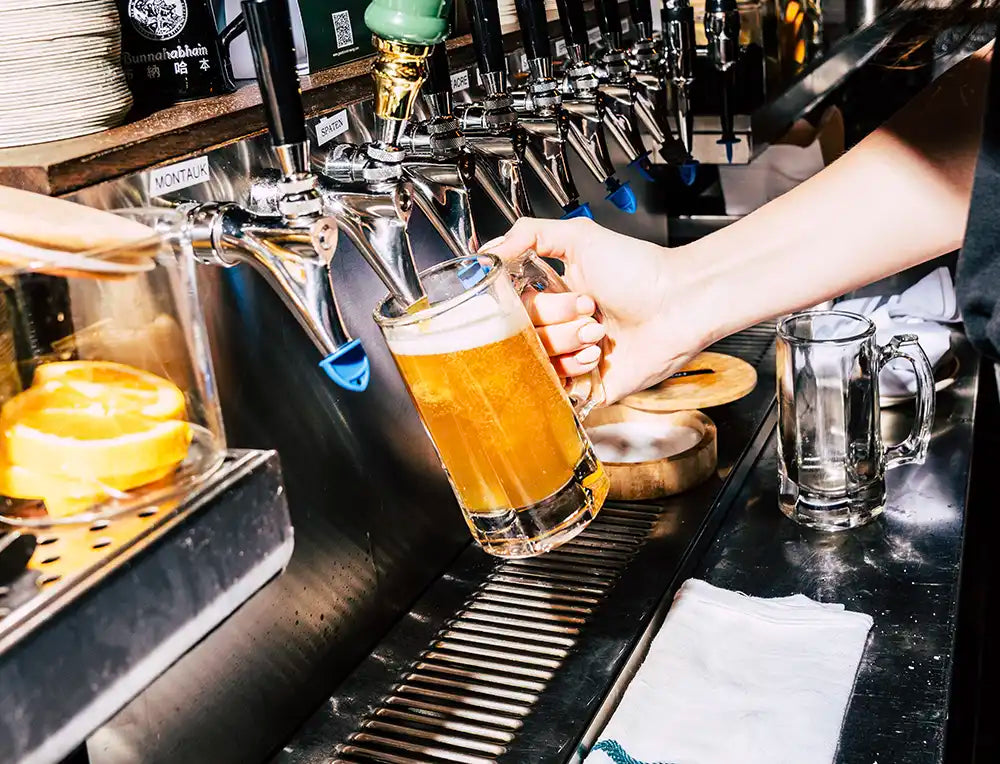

left=584, top=579, right=873, bottom=764
left=835, top=267, right=958, bottom=397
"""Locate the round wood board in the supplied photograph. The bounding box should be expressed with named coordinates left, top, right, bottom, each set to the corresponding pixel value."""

left=620, top=351, right=758, bottom=412
left=586, top=407, right=718, bottom=500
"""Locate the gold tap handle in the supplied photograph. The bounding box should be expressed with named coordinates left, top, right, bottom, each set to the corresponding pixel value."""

left=506, top=250, right=607, bottom=420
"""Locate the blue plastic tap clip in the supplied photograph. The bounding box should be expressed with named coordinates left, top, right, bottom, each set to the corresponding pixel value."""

left=628, top=151, right=656, bottom=183
left=679, top=161, right=699, bottom=186
left=561, top=202, right=594, bottom=220
left=320, top=340, right=370, bottom=392
left=604, top=179, right=637, bottom=213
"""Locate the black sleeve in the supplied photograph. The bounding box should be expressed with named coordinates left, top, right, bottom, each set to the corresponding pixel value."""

left=957, top=25, right=1000, bottom=361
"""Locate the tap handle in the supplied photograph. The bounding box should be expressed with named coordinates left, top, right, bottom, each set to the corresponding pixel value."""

left=704, top=0, right=740, bottom=70
left=424, top=42, right=452, bottom=98
left=662, top=0, right=695, bottom=75
left=468, top=0, right=506, bottom=76
left=594, top=0, right=623, bottom=49
left=554, top=0, right=588, bottom=51
left=242, top=0, right=307, bottom=149
left=627, top=0, right=652, bottom=31
left=514, top=0, right=552, bottom=62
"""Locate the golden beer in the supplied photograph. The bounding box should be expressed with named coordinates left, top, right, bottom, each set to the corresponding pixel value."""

left=377, top=256, right=608, bottom=558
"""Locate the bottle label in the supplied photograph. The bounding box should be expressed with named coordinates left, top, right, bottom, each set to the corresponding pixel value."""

left=128, top=0, right=188, bottom=42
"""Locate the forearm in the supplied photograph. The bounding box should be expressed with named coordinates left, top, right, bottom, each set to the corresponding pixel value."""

left=685, top=43, right=992, bottom=344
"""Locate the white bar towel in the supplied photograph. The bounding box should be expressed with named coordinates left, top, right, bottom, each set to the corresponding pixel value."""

left=836, top=267, right=958, bottom=396
left=584, top=579, right=873, bottom=764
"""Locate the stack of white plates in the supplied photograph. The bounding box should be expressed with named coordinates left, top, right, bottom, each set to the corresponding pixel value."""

left=499, top=0, right=560, bottom=35
left=0, top=0, right=132, bottom=149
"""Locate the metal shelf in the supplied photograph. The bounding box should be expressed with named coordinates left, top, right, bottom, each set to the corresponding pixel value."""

left=0, top=449, right=293, bottom=764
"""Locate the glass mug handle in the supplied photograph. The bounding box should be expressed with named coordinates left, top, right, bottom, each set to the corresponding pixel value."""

left=879, top=334, right=936, bottom=468
left=506, top=251, right=607, bottom=419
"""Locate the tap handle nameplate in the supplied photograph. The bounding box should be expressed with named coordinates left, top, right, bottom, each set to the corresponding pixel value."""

left=554, top=0, right=589, bottom=52
left=424, top=42, right=453, bottom=97
left=468, top=0, right=507, bottom=76
left=514, top=0, right=553, bottom=62
left=242, top=0, right=307, bottom=148
left=627, top=0, right=652, bottom=31
left=594, top=0, right=623, bottom=49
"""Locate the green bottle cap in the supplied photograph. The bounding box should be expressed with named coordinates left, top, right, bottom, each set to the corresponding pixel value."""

left=364, top=0, right=453, bottom=46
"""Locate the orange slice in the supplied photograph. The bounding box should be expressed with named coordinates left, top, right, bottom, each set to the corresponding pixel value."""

left=31, top=361, right=186, bottom=420
left=0, top=458, right=177, bottom=518
left=2, top=409, right=191, bottom=482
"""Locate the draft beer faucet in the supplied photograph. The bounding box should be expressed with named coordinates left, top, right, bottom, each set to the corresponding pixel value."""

left=704, top=0, right=742, bottom=162
left=513, top=0, right=636, bottom=213
left=661, top=0, right=697, bottom=158
left=554, top=0, right=654, bottom=189
left=457, top=0, right=591, bottom=220
left=591, top=0, right=686, bottom=166
left=186, top=0, right=426, bottom=392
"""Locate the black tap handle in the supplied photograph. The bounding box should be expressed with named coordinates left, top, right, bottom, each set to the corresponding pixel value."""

left=425, top=42, right=452, bottom=96
left=554, top=0, right=588, bottom=51
left=594, top=0, right=623, bottom=48
left=627, top=0, right=652, bottom=29
left=467, top=0, right=506, bottom=76
left=242, top=0, right=306, bottom=147
left=662, top=0, right=693, bottom=26
left=514, top=0, right=552, bottom=62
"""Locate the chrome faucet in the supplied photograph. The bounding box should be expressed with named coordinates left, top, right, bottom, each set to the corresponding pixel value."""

left=398, top=43, right=486, bottom=256
left=591, top=0, right=687, bottom=166
left=185, top=0, right=426, bottom=392
left=661, top=0, right=697, bottom=158
left=457, top=0, right=591, bottom=220
left=512, top=0, right=635, bottom=214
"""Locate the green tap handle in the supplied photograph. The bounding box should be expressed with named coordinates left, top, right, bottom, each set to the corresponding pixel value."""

left=364, top=0, right=454, bottom=46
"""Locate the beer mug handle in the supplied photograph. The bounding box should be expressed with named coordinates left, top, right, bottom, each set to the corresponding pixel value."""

left=880, top=334, right=936, bottom=469
left=507, top=251, right=607, bottom=419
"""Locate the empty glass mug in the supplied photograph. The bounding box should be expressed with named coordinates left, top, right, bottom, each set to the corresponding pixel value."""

left=375, top=253, right=610, bottom=558
left=776, top=310, right=935, bottom=531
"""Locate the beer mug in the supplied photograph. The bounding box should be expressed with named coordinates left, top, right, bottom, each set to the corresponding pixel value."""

left=374, top=254, right=610, bottom=558
left=776, top=310, right=935, bottom=531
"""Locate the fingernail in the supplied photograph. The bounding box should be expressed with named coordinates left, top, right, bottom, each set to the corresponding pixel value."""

left=577, top=321, right=606, bottom=344
left=575, top=345, right=601, bottom=365
left=478, top=236, right=507, bottom=253
left=576, top=295, right=595, bottom=315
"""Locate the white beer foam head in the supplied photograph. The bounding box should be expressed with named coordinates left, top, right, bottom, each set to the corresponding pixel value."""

left=386, top=293, right=529, bottom=356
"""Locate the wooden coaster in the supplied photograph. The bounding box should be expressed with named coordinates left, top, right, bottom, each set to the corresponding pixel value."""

left=586, top=406, right=717, bottom=500
left=621, top=351, right=758, bottom=412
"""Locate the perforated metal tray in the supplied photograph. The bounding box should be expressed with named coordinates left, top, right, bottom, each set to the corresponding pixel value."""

left=0, top=449, right=293, bottom=764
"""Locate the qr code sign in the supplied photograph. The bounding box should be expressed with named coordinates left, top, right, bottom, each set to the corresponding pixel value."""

left=332, top=10, right=354, bottom=49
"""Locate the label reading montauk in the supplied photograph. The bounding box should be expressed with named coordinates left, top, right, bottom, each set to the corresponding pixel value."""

left=316, top=110, right=349, bottom=146
left=555, top=39, right=567, bottom=57
left=148, top=156, right=210, bottom=197
left=588, top=27, right=602, bottom=45
left=450, top=70, right=470, bottom=93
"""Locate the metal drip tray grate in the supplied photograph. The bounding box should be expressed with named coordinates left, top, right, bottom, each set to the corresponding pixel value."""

left=708, top=322, right=775, bottom=370
left=333, top=505, right=659, bottom=764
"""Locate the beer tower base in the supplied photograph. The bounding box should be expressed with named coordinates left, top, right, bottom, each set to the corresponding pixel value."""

left=466, top=446, right=609, bottom=558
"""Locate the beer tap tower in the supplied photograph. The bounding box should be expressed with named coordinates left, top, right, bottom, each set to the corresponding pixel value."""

left=186, top=0, right=429, bottom=393
left=704, top=0, right=742, bottom=162
left=661, top=0, right=697, bottom=159
left=457, top=0, right=592, bottom=219
left=513, top=0, right=636, bottom=213
left=554, top=0, right=659, bottom=184
left=590, top=0, right=686, bottom=166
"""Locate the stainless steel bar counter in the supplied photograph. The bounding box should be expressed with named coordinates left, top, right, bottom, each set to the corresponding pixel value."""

left=689, top=328, right=980, bottom=763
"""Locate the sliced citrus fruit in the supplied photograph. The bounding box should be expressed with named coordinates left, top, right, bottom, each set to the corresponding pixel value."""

left=2, top=409, right=191, bottom=481
left=0, top=458, right=177, bottom=518
left=31, top=361, right=186, bottom=420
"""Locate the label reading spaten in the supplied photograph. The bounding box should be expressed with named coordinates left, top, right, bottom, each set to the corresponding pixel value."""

left=450, top=70, right=470, bottom=92
left=316, top=110, right=349, bottom=146
left=147, top=156, right=210, bottom=197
